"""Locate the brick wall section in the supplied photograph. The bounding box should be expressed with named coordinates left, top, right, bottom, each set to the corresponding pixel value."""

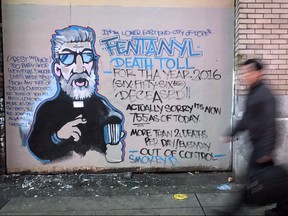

left=235, top=0, right=288, bottom=95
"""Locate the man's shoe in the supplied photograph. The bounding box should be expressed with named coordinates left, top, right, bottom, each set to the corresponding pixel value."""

left=264, top=208, right=286, bottom=216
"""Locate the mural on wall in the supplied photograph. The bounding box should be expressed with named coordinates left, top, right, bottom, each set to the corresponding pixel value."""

left=3, top=3, right=234, bottom=172
left=100, top=29, right=223, bottom=167
left=27, top=26, right=125, bottom=163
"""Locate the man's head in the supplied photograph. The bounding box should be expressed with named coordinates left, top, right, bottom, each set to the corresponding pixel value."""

left=239, top=59, right=263, bottom=86
left=51, top=26, right=99, bottom=100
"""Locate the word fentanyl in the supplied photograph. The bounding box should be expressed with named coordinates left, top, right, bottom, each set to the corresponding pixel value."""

left=100, top=36, right=202, bottom=57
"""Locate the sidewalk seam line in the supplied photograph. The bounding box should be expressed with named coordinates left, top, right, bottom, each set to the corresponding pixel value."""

left=195, top=193, right=206, bottom=216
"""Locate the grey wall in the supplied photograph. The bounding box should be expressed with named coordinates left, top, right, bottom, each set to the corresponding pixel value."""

left=2, top=2, right=234, bottom=173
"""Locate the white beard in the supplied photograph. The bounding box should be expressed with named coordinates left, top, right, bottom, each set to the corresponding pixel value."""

left=60, top=72, right=96, bottom=100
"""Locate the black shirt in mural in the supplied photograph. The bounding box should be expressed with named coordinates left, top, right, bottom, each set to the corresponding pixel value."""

left=27, top=90, right=123, bottom=162
left=231, top=81, right=277, bottom=164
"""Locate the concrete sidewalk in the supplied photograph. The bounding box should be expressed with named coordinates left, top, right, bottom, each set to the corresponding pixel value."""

left=0, top=172, right=275, bottom=215
left=0, top=193, right=273, bottom=215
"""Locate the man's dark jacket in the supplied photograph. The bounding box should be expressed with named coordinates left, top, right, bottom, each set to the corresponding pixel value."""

left=28, top=90, right=123, bottom=162
left=231, top=81, right=277, bottom=166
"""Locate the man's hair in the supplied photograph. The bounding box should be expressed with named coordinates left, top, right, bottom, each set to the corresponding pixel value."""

left=51, top=25, right=96, bottom=62
left=241, top=58, right=264, bottom=71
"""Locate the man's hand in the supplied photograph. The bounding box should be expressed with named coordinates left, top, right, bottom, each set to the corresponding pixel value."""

left=57, top=114, right=87, bottom=141
left=220, top=136, right=233, bottom=143
left=256, top=155, right=272, bottom=164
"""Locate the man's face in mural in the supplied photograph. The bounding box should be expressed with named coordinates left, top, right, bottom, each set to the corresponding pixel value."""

left=54, top=42, right=96, bottom=100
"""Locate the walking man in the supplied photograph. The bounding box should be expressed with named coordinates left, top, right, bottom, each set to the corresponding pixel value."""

left=221, top=59, right=288, bottom=215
